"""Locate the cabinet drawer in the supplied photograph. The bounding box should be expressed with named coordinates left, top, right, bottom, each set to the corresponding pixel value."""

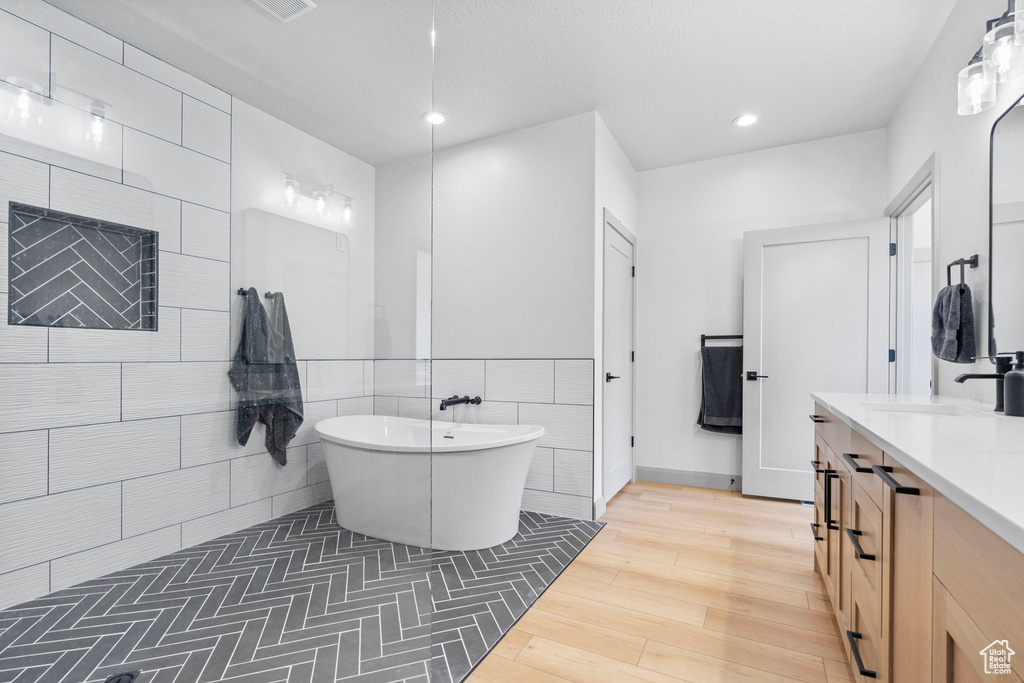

left=848, top=482, right=883, bottom=599
left=813, top=433, right=831, bottom=492
left=844, top=430, right=885, bottom=509
left=848, top=566, right=885, bottom=681
left=813, top=403, right=851, bottom=455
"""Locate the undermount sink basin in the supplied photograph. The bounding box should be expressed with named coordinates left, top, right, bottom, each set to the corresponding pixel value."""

left=860, top=402, right=986, bottom=417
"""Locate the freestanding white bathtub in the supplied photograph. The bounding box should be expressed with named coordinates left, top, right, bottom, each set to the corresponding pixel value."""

left=315, top=415, right=544, bottom=551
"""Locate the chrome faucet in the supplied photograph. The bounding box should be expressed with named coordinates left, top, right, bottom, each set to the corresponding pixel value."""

left=439, top=395, right=482, bottom=411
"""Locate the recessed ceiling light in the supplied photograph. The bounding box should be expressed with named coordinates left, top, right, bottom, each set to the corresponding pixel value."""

left=732, top=113, right=759, bottom=128
left=423, top=111, right=447, bottom=125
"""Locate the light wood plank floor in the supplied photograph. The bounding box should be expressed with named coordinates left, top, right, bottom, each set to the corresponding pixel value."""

left=468, top=481, right=852, bottom=683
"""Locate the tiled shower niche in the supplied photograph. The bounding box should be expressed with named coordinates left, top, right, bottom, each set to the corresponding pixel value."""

left=7, top=202, right=158, bottom=330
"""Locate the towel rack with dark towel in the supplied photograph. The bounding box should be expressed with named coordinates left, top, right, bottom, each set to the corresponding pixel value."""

left=701, top=334, right=743, bottom=347
left=237, top=288, right=275, bottom=299
left=946, top=254, right=978, bottom=289
left=698, top=334, right=743, bottom=435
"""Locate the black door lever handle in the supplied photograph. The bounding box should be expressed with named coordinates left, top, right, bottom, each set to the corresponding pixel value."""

left=746, top=371, right=769, bottom=381
left=606, top=373, right=621, bottom=382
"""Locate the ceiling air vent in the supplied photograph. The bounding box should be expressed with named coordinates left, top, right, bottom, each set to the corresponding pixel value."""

left=250, top=0, right=317, bottom=22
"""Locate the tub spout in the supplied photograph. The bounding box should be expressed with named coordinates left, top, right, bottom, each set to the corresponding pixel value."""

left=439, top=395, right=482, bottom=411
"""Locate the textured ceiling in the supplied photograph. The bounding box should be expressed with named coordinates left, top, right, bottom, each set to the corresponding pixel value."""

left=46, top=0, right=958, bottom=170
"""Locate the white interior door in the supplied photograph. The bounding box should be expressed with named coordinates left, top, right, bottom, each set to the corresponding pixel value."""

left=742, top=220, right=889, bottom=501
left=603, top=213, right=635, bottom=502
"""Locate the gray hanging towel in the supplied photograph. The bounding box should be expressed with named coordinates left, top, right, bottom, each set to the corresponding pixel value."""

left=931, top=283, right=977, bottom=364
left=697, top=345, right=743, bottom=435
left=228, top=289, right=304, bottom=465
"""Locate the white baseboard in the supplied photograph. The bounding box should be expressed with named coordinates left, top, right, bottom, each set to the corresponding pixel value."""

left=593, top=497, right=607, bottom=520
left=635, top=466, right=741, bottom=492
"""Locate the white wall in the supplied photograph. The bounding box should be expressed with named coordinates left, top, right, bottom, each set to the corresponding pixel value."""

left=887, top=0, right=1024, bottom=402
left=635, top=130, right=887, bottom=478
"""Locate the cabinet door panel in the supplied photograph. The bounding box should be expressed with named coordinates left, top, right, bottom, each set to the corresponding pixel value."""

left=933, top=577, right=1023, bottom=682
left=850, top=566, right=886, bottom=682
left=849, top=482, right=883, bottom=599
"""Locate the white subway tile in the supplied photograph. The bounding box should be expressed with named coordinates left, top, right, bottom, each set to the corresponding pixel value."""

left=123, top=128, right=229, bottom=211
left=0, top=562, right=48, bottom=610
left=375, top=359, right=429, bottom=397
left=397, top=397, right=430, bottom=420
left=307, top=361, right=364, bottom=402
left=51, top=36, right=181, bottom=143
left=0, top=81, right=122, bottom=181
left=0, top=148, right=49, bottom=212
left=181, top=498, right=271, bottom=548
left=0, top=363, right=120, bottom=433
left=0, top=482, right=121, bottom=574
left=0, top=292, right=47, bottom=361
left=525, top=447, right=553, bottom=492
left=160, top=252, right=230, bottom=311
left=123, top=45, right=230, bottom=112
left=48, top=307, right=180, bottom=363
left=122, top=361, right=232, bottom=420
left=230, top=447, right=307, bottom=507
left=182, top=95, right=230, bottom=161
left=431, top=360, right=485, bottom=399
left=50, top=167, right=181, bottom=252
left=338, top=396, right=374, bottom=417
left=518, top=403, right=593, bottom=451
left=520, top=489, right=592, bottom=520
left=49, top=417, right=181, bottom=493
left=50, top=524, right=181, bottom=592
left=485, top=360, right=554, bottom=403
left=181, top=202, right=229, bottom=262
left=181, top=309, right=229, bottom=361
left=181, top=409, right=267, bottom=468
left=122, top=462, right=229, bottom=537
left=363, top=360, right=374, bottom=396
left=554, top=450, right=593, bottom=497
left=307, top=441, right=328, bottom=485
left=0, top=8, right=49, bottom=96
left=297, top=360, right=307, bottom=402
left=374, top=396, right=399, bottom=417
left=0, top=0, right=123, bottom=62
left=555, top=360, right=594, bottom=405
left=291, top=400, right=338, bottom=447
left=272, top=484, right=328, bottom=518
left=0, top=430, right=46, bottom=504
left=452, top=400, right=517, bottom=425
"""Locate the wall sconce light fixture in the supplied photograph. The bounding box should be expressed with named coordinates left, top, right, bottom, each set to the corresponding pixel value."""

left=281, top=173, right=353, bottom=223
left=283, top=176, right=301, bottom=207
left=958, top=0, right=1024, bottom=115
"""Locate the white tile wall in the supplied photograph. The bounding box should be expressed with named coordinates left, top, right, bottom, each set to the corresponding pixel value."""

left=50, top=524, right=181, bottom=592
left=525, top=447, right=554, bottom=492
left=0, top=430, right=46, bottom=504
left=181, top=309, right=230, bottom=361
left=0, top=483, right=121, bottom=575
left=160, top=252, right=231, bottom=311
left=554, top=449, right=593, bottom=497
left=519, top=403, right=593, bottom=451
left=520, top=489, right=591, bottom=520
left=0, top=363, right=120, bottom=433
left=373, top=396, right=399, bottom=417
left=0, top=292, right=47, bottom=362
left=181, top=202, right=230, bottom=262
left=485, top=360, right=555, bottom=403
left=123, top=127, right=229, bottom=212
left=0, top=0, right=123, bottom=61
left=122, top=362, right=232, bottom=420
left=338, top=396, right=374, bottom=417
left=555, top=360, right=594, bottom=405
left=123, top=45, right=231, bottom=112
left=397, top=397, right=431, bottom=420
left=49, top=417, right=181, bottom=493
left=0, top=150, right=49, bottom=211
left=49, top=167, right=182, bottom=252
left=0, top=562, right=48, bottom=610
left=48, top=307, right=181, bottom=363
left=272, top=481, right=331, bottom=518
left=451, top=400, right=518, bottom=425
left=374, top=359, right=429, bottom=397
left=50, top=36, right=181, bottom=143
left=291, top=400, right=339, bottom=447
left=307, top=360, right=364, bottom=402
left=182, top=95, right=230, bottom=161
left=0, top=8, right=48, bottom=95
left=0, top=81, right=123, bottom=181
left=122, top=462, right=230, bottom=537
left=431, top=360, right=485, bottom=399
left=307, top=441, right=328, bottom=486
left=230, top=447, right=308, bottom=507
left=181, top=499, right=272, bottom=548
left=363, top=360, right=374, bottom=396
left=180, top=409, right=260, bottom=468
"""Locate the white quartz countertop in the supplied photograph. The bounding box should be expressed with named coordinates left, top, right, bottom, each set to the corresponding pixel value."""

left=811, top=392, right=1024, bottom=554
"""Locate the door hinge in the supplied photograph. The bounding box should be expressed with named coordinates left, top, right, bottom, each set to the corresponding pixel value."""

left=631, top=266, right=635, bottom=277
left=630, top=436, right=634, bottom=447
left=889, top=349, right=896, bottom=363
left=889, top=242, right=897, bottom=256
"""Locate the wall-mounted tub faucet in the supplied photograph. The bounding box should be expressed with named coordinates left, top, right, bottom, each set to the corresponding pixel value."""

left=439, top=395, right=482, bottom=411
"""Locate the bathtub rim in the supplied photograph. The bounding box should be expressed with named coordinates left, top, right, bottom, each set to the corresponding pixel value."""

left=315, top=415, right=545, bottom=453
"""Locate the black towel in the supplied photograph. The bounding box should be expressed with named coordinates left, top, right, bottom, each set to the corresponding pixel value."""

left=697, top=346, right=743, bottom=435
left=931, top=283, right=977, bottom=364
left=228, top=289, right=304, bottom=465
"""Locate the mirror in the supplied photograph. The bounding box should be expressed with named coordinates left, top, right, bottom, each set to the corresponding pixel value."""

left=990, top=97, right=1024, bottom=357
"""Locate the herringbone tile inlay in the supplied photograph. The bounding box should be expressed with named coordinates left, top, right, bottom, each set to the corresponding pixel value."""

left=0, top=502, right=602, bottom=683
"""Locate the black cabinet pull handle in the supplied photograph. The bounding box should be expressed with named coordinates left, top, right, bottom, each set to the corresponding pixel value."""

left=871, top=465, right=920, bottom=495
left=810, top=522, right=823, bottom=541
left=842, top=453, right=873, bottom=473
left=846, top=631, right=877, bottom=678
left=846, top=528, right=876, bottom=561
left=809, top=414, right=825, bottom=423
left=824, top=472, right=839, bottom=530
left=810, top=460, right=835, bottom=475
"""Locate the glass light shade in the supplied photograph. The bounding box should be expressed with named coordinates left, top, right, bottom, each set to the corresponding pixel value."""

left=283, top=178, right=300, bottom=207
left=985, top=23, right=1024, bottom=82
left=313, top=190, right=328, bottom=217
left=342, top=201, right=353, bottom=225
left=958, top=62, right=997, bottom=115
left=86, top=115, right=104, bottom=148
